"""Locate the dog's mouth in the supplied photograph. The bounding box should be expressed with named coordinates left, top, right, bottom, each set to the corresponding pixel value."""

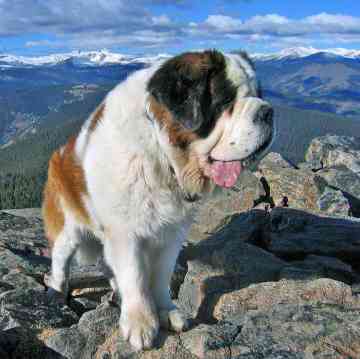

left=206, top=159, right=242, bottom=188
left=203, top=134, right=273, bottom=188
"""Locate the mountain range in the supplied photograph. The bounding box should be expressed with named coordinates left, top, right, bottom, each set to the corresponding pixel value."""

left=0, top=47, right=360, bottom=147
left=1, top=47, right=360, bottom=68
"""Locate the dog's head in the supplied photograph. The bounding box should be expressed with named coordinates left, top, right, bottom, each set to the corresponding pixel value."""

left=146, top=50, right=274, bottom=199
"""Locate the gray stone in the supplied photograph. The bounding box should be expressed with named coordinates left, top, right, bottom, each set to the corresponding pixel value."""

left=257, top=152, right=295, bottom=170
left=317, top=165, right=360, bottom=216
left=212, top=278, right=358, bottom=321
left=45, top=327, right=86, bottom=359
left=0, top=327, right=64, bottom=359
left=280, top=255, right=357, bottom=283
left=1, top=208, right=43, bottom=219
left=178, top=220, right=285, bottom=320
left=267, top=207, right=360, bottom=264
left=317, top=186, right=350, bottom=217
left=0, top=288, right=78, bottom=330
left=305, top=135, right=360, bottom=175
left=255, top=163, right=351, bottom=216
left=180, top=322, right=241, bottom=359
left=189, top=169, right=265, bottom=242
left=44, top=303, right=120, bottom=359
left=233, top=303, right=360, bottom=358
left=2, top=271, right=44, bottom=291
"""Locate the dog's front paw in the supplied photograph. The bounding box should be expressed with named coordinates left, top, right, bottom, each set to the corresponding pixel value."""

left=120, top=305, right=159, bottom=351
left=159, top=308, right=190, bottom=333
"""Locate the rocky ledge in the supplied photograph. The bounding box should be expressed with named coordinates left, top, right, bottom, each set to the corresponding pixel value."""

left=1, top=135, right=360, bottom=359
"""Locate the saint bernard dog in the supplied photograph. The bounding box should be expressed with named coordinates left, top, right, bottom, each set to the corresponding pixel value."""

left=42, top=50, right=274, bottom=351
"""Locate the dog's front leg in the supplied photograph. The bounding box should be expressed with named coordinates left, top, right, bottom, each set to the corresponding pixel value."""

left=151, top=223, right=191, bottom=333
left=104, top=230, right=159, bottom=351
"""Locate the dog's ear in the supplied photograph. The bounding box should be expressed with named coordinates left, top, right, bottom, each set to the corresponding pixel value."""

left=147, top=50, right=225, bottom=132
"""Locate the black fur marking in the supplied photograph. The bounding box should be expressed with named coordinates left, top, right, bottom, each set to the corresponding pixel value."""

left=147, top=50, right=237, bottom=139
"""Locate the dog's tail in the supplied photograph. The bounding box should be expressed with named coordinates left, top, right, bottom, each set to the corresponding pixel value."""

left=75, top=232, right=103, bottom=266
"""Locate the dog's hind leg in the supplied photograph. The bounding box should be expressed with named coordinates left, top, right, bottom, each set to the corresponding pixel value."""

left=48, top=219, right=82, bottom=300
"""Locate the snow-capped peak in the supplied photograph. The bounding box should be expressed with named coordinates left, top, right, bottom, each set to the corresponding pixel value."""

left=252, top=47, right=360, bottom=61
left=0, top=50, right=172, bottom=68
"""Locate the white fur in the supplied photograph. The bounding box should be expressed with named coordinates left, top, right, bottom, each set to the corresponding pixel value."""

left=49, top=53, right=273, bottom=351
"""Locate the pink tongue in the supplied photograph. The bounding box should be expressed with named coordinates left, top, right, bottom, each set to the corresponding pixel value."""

left=210, top=161, right=242, bottom=188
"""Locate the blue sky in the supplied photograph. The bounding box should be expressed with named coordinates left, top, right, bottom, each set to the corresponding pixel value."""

left=1, top=0, right=359, bottom=56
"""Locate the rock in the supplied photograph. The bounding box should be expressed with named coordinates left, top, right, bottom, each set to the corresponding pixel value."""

left=212, top=278, right=358, bottom=321
left=0, top=204, right=358, bottom=358
left=0, top=327, right=63, bottom=359
left=0, top=288, right=78, bottom=331
left=180, top=322, right=241, bottom=358
left=45, top=302, right=120, bottom=359
left=0, top=211, right=50, bottom=278
left=256, top=162, right=351, bottom=216
left=189, top=169, right=265, bottom=242
left=297, top=255, right=356, bottom=282
left=317, top=186, right=351, bottom=217
left=189, top=208, right=270, bottom=246
left=232, top=303, right=360, bottom=358
left=104, top=330, right=196, bottom=359
left=257, top=152, right=294, bottom=170
left=266, top=207, right=360, bottom=264
left=178, top=216, right=285, bottom=320
left=1, top=208, right=42, bottom=219
left=0, top=248, right=50, bottom=279
left=305, top=135, right=360, bottom=175
left=317, top=165, right=360, bottom=216
left=2, top=271, right=44, bottom=291
left=91, top=301, right=360, bottom=359
left=279, top=255, right=358, bottom=283
left=45, top=327, right=86, bottom=359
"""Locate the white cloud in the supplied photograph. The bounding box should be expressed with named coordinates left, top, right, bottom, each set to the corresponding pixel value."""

left=187, top=12, right=360, bottom=49
left=25, top=40, right=56, bottom=47
left=205, top=15, right=242, bottom=31
left=2, top=3, right=360, bottom=53
left=152, top=15, right=172, bottom=26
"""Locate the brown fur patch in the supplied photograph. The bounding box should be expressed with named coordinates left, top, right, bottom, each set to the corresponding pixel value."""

left=148, top=95, right=212, bottom=196
left=89, top=103, right=105, bottom=133
left=42, top=136, right=90, bottom=247
left=148, top=95, right=198, bottom=148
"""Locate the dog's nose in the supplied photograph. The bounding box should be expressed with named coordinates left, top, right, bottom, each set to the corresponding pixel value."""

left=254, top=105, right=273, bottom=125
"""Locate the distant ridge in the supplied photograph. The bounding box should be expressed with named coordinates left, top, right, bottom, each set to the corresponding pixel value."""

left=252, top=46, right=360, bottom=61
left=0, top=50, right=171, bottom=68
left=1, top=47, right=360, bottom=68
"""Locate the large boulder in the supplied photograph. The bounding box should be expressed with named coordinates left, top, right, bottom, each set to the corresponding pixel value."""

left=213, top=278, right=358, bottom=321
left=189, top=169, right=265, bottom=242
left=317, top=165, right=360, bottom=216
left=305, top=135, right=360, bottom=174
left=255, top=152, right=351, bottom=217
left=265, top=207, right=360, bottom=263
left=178, top=213, right=286, bottom=321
